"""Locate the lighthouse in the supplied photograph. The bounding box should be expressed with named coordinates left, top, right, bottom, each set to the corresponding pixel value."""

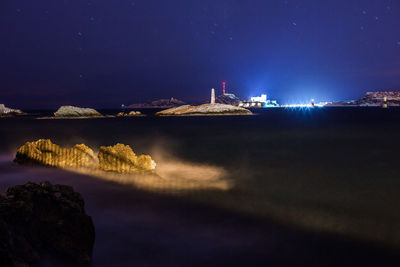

left=211, top=88, right=215, bottom=104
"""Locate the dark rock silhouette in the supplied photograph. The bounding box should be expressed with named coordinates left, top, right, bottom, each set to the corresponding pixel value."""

left=0, top=181, right=95, bottom=266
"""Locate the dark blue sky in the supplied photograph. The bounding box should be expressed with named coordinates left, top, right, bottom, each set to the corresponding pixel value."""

left=1, top=0, right=400, bottom=108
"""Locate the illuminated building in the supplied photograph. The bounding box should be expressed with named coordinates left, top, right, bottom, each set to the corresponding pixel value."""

left=211, top=88, right=215, bottom=104
left=239, top=94, right=279, bottom=108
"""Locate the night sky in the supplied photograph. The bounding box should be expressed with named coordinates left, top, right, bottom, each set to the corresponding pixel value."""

left=1, top=0, right=400, bottom=109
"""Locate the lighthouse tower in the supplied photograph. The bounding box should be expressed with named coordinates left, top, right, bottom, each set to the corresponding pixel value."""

left=211, top=88, right=216, bottom=104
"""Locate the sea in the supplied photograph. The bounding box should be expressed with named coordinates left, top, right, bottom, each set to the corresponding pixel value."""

left=1, top=107, right=400, bottom=266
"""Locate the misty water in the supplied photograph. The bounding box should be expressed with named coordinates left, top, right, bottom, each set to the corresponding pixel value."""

left=1, top=108, right=400, bottom=266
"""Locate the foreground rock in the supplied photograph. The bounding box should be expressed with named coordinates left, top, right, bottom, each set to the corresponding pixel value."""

left=156, top=103, right=252, bottom=116
left=327, top=91, right=400, bottom=107
left=0, top=104, right=23, bottom=116
left=0, top=181, right=95, bottom=266
left=98, top=144, right=156, bottom=173
left=14, top=139, right=97, bottom=168
left=54, top=105, right=102, bottom=117
left=128, top=97, right=185, bottom=108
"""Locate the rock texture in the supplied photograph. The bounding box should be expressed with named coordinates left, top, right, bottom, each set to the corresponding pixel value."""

left=98, top=144, right=156, bottom=173
left=54, top=105, right=102, bottom=117
left=117, top=111, right=143, bottom=117
left=0, top=104, right=23, bottom=116
left=128, top=97, right=185, bottom=108
left=0, top=181, right=95, bottom=266
left=327, top=91, right=400, bottom=107
left=156, top=103, right=252, bottom=116
left=14, top=139, right=97, bottom=168
left=216, top=93, right=242, bottom=106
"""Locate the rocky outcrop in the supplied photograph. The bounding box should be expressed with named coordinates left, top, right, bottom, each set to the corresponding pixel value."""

left=216, top=93, right=242, bottom=106
left=14, top=139, right=97, bottom=168
left=128, top=97, right=185, bottom=108
left=0, top=104, right=23, bottom=116
left=15, top=140, right=157, bottom=173
left=54, top=105, right=102, bottom=117
left=0, top=181, right=95, bottom=266
left=156, top=103, right=252, bottom=116
left=117, top=111, right=143, bottom=117
left=98, top=144, right=156, bottom=173
left=327, top=91, right=400, bottom=107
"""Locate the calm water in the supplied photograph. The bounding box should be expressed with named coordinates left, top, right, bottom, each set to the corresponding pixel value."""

left=1, top=107, right=400, bottom=266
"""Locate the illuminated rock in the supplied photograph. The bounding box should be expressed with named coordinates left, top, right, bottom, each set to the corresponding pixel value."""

left=0, top=104, right=23, bottom=116
left=116, top=111, right=142, bottom=117
left=98, top=144, right=156, bottom=173
left=156, top=103, right=252, bottom=116
left=14, top=139, right=97, bottom=168
left=54, top=105, right=102, bottom=117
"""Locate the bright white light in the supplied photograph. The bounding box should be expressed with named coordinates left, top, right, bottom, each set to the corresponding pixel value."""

left=250, top=94, right=267, bottom=103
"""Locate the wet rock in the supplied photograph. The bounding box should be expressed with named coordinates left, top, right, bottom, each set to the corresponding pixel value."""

left=0, top=181, right=95, bottom=266
left=14, top=139, right=97, bottom=168
left=54, top=105, right=102, bottom=117
left=98, top=143, right=156, bottom=173
left=156, top=103, right=252, bottom=116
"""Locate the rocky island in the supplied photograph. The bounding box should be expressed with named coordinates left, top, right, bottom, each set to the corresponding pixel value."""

left=0, top=104, right=23, bottom=116
left=327, top=91, right=400, bottom=107
left=0, top=181, right=95, bottom=266
left=117, top=111, right=145, bottom=117
left=156, top=103, right=252, bottom=116
left=128, top=97, right=185, bottom=109
left=53, top=105, right=103, bottom=118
